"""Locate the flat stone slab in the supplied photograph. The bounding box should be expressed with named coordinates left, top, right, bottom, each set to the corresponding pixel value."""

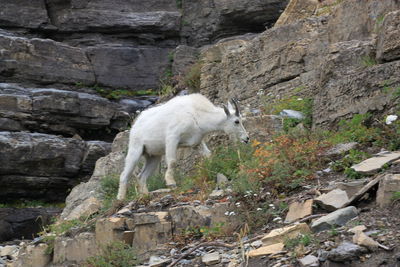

left=335, top=179, right=369, bottom=199
left=285, top=199, right=313, bottom=223
left=298, top=254, right=319, bottom=267
left=352, top=231, right=379, bottom=250
left=202, top=252, right=220, bottom=265
left=262, top=223, right=311, bottom=246
left=348, top=225, right=367, bottom=234
left=311, top=206, right=358, bottom=233
left=247, top=243, right=285, bottom=257
left=351, top=151, right=400, bottom=174
left=315, top=189, right=349, bottom=211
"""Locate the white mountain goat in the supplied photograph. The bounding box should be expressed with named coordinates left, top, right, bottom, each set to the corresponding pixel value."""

left=117, top=93, right=249, bottom=200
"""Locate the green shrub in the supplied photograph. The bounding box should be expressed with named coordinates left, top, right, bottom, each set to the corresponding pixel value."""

left=284, top=233, right=314, bottom=249
left=40, top=218, right=88, bottom=254
left=147, top=173, right=166, bottom=192
left=181, top=223, right=226, bottom=241
left=176, top=0, right=182, bottom=9
left=344, top=167, right=364, bottom=179
left=85, top=241, right=138, bottom=267
left=198, top=143, right=255, bottom=193
left=392, top=191, right=400, bottom=201
left=94, top=85, right=156, bottom=100
left=328, top=113, right=381, bottom=144
left=99, top=174, right=138, bottom=210
left=246, top=133, right=329, bottom=194
left=184, top=62, right=202, bottom=92
left=331, top=149, right=369, bottom=172
left=264, top=94, right=313, bottom=130
left=361, top=55, right=377, bottom=67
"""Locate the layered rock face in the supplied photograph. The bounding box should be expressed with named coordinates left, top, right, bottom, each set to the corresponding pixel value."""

left=0, top=0, right=286, bottom=89
left=0, top=0, right=286, bottom=201
left=199, top=0, right=400, bottom=128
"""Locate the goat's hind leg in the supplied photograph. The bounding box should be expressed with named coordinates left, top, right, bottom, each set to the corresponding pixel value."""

left=165, top=137, right=179, bottom=188
left=138, top=155, right=161, bottom=194
left=117, top=144, right=143, bottom=200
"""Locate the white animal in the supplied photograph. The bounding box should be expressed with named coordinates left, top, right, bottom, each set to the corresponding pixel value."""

left=117, top=93, right=249, bottom=200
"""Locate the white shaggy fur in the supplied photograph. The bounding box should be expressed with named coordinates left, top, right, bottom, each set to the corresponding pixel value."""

left=117, top=94, right=249, bottom=200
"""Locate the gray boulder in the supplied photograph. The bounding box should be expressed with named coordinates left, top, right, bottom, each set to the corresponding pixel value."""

left=0, top=33, right=95, bottom=86
left=0, top=0, right=50, bottom=29
left=311, top=206, right=358, bottom=233
left=0, top=132, right=111, bottom=201
left=181, top=0, right=288, bottom=46
left=0, top=207, right=61, bottom=242
left=0, top=84, right=131, bottom=140
left=376, top=10, right=400, bottom=62
left=87, top=45, right=173, bottom=89
left=328, top=241, right=367, bottom=262
left=47, top=0, right=180, bottom=33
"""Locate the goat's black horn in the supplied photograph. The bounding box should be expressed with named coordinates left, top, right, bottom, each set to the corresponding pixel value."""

left=231, top=98, right=240, bottom=116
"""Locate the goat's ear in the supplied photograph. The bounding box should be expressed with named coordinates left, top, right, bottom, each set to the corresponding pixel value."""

left=227, top=101, right=234, bottom=114
left=223, top=104, right=230, bottom=117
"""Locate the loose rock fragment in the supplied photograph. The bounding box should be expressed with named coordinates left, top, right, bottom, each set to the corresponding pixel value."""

left=315, top=189, right=349, bottom=211
left=285, top=200, right=313, bottom=223
left=311, top=206, right=358, bottom=232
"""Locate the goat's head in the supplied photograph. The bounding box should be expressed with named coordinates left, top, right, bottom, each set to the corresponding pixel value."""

left=222, top=98, right=250, bottom=143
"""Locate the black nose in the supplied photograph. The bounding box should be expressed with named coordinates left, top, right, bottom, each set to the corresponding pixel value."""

left=244, top=137, right=250, bottom=143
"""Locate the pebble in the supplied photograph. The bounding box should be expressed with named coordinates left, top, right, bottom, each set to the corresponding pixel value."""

left=251, top=240, right=263, bottom=248
left=192, top=200, right=201, bottom=206
left=317, top=250, right=329, bottom=262
left=178, top=259, right=192, bottom=265
left=170, top=248, right=177, bottom=256
left=202, top=252, right=221, bottom=265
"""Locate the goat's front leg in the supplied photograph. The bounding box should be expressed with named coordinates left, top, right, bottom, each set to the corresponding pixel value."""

left=165, top=136, right=179, bottom=188
left=200, top=140, right=212, bottom=158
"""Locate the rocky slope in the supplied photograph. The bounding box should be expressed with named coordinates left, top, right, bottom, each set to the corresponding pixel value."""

left=2, top=0, right=400, bottom=266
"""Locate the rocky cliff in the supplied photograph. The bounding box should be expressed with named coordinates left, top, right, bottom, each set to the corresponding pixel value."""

left=198, top=0, right=400, bottom=128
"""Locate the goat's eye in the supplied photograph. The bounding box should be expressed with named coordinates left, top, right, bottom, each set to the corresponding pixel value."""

left=234, top=120, right=240, bottom=125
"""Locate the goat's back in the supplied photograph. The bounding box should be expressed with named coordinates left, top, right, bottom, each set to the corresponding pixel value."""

left=132, top=94, right=216, bottom=134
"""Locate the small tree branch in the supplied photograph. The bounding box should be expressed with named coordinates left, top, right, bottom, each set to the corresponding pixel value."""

left=297, top=213, right=327, bottom=223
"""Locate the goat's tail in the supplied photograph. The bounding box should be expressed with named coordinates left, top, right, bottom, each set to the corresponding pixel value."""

left=117, top=143, right=143, bottom=200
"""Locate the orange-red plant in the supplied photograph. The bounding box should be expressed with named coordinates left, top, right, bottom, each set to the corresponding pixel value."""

left=244, top=134, right=330, bottom=193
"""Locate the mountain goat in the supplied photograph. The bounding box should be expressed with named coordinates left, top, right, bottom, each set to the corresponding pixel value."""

left=117, top=93, right=249, bottom=200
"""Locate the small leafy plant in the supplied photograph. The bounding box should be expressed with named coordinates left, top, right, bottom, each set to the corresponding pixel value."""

left=284, top=233, right=314, bottom=249
left=84, top=241, right=139, bottom=267
left=264, top=94, right=313, bottom=130
left=245, top=132, right=329, bottom=194
left=180, top=223, right=226, bottom=242
left=331, top=149, right=369, bottom=172
left=183, top=62, right=202, bottom=93
left=99, top=174, right=138, bottom=211
left=361, top=55, right=377, bottom=67
left=40, top=218, right=89, bottom=254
